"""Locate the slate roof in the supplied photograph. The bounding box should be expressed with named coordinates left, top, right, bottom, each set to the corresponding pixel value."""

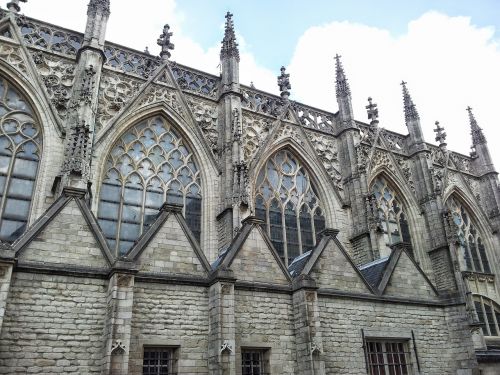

left=288, top=250, right=313, bottom=277
left=358, top=256, right=390, bottom=288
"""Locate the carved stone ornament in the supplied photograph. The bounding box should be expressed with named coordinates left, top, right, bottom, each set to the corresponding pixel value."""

left=220, top=283, right=232, bottom=295
left=110, top=340, right=126, bottom=355
left=242, top=114, right=271, bottom=162
left=307, top=132, right=342, bottom=191
left=187, top=98, right=218, bottom=154
left=220, top=341, right=233, bottom=354
left=117, top=274, right=132, bottom=287
left=310, top=341, right=322, bottom=355
left=0, top=44, right=28, bottom=76
left=138, top=84, right=183, bottom=118
left=60, top=120, right=92, bottom=181
left=157, top=24, right=174, bottom=59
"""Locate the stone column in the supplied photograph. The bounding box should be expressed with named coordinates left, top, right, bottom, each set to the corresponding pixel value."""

left=102, top=262, right=136, bottom=375
left=292, top=276, right=325, bottom=375
left=208, top=269, right=236, bottom=375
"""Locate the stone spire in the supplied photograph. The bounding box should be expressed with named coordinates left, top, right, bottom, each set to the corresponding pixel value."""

left=401, top=81, right=419, bottom=124
left=434, top=121, right=447, bottom=148
left=220, top=11, right=239, bottom=61
left=366, top=97, right=379, bottom=126
left=467, top=106, right=486, bottom=145
left=157, top=24, right=174, bottom=60
left=334, top=54, right=355, bottom=128
left=400, top=81, right=426, bottom=152
left=277, top=66, right=291, bottom=100
left=83, top=0, right=110, bottom=50
left=6, top=0, right=26, bottom=13
left=335, top=54, right=351, bottom=98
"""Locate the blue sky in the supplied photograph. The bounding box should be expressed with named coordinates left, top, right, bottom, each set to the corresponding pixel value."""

left=175, top=0, right=500, bottom=70
left=17, top=1, right=500, bottom=167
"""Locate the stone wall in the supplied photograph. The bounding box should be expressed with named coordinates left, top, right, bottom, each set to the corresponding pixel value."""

left=235, top=289, right=296, bottom=374
left=319, top=296, right=477, bottom=374
left=128, top=282, right=209, bottom=374
left=0, top=272, right=107, bottom=374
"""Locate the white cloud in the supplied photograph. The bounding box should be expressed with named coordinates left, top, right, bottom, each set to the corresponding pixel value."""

left=288, top=11, right=500, bottom=165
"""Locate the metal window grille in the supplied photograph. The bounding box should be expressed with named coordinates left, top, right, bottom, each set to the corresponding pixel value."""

left=143, top=347, right=176, bottom=375
left=254, top=149, right=326, bottom=266
left=241, top=349, right=268, bottom=375
left=366, top=341, right=413, bottom=375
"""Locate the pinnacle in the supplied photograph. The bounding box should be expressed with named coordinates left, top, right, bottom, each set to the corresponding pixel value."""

left=401, top=81, right=419, bottom=124
left=434, top=121, right=447, bottom=147
left=221, top=11, right=239, bottom=61
left=335, top=54, right=351, bottom=98
left=467, top=106, right=486, bottom=145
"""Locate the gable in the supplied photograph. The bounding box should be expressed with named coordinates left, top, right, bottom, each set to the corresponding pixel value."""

left=309, top=240, right=372, bottom=294
left=18, top=199, right=109, bottom=269
left=383, top=251, right=439, bottom=300
left=229, top=226, right=289, bottom=285
left=135, top=214, right=207, bottom=277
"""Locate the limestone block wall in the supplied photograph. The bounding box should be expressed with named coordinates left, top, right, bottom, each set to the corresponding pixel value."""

left=0, top=272, right=107, bottom=374
left=319, top=297, right=476, bottom=374
left=235, top=289, right=296, bottom=374
left=128, top=282, right=209, bottom=374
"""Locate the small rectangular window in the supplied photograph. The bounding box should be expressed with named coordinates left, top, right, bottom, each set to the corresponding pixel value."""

left=365, top=340, right=413, bottom=375
left=143, top=347, right=177, bottom=375
left=241, top=348, right=269, bottom=375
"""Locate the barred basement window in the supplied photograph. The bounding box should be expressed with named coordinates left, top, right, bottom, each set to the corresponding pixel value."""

left=447, top=196, right=491, bottom=273
left=0, top=77, right=42, bottom=242
left=254, top=150, right=326, bottom=266
left=371, top=177, right=411, bottom=248
left=143, top=347, right=177, bottom=375
left=474, top=296, right=500, bottom=337
left=241, top=349, right=269, bottom=375
left=97, top=116, right=202, bottom=255
left=365, top=340, right=413, bottom=375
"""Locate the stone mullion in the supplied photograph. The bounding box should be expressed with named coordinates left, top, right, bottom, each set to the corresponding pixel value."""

left=102, top=269, right=136, bottom=375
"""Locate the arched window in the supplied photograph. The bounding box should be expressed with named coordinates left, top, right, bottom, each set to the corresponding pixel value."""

left=254, top=149, right=325, bottom=266
left=97, top=116, right=202, bottom=255
left=371, top=176, right=411, bottom=249
left=447, top=196, right=490, bottom=273
left=0, top=76, right=42, bottom=242
left=474, top=296, right=500, bottom=337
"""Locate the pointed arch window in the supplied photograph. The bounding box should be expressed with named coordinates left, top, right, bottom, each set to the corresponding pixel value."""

left=447, top=196, right=490, bottom=273
left=0, top=77, right=42, bottom=242
left=474, top=296, right=500, bottom=337
left=97, top=116, right=202, bottom=255
left=254, top=150, right=325, bottom=266
left=371, top=177, right=411, bottom=249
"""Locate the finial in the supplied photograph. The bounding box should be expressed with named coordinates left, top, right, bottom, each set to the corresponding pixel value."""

left=221, top=11, right=240, bottom=61
left=157, top=24, right=174, bottom=60
left=366, top=97, right=379, bottom=126
left=434, top=121, right=447, bottom=147
left=335, top=54, right=351, bottom=98
left=401, top=81, right=419, bottom=124
left=466, top=106, right=486, bottom=145
left=144, top=47, right=150, bottom=55
left=250, top=81, right=255, bottom=89
left=87, top=0, right=110, bottom=17
left=277, top=66, right=291, bottom=99
left=6, top=0, right=26, bottom=13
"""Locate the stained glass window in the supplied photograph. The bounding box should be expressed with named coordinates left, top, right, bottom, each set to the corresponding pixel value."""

left=97, top=116, right=202, bottom=255
left=371, top=177, right=411, bottom=249
left=0, top=77, right=42, bottom=242
left=447, top=196, right=490, bottom=273
left=254, top=150, right=325, bottom=266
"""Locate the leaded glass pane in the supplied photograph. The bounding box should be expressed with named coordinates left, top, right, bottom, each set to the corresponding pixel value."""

left=0, top=77, right=42, bottom=242
left=371, top=177, right=411, bottom=251
left=254, top=150, right=325, bottom=266
left=474, top=297, right=500, bottom=337
left=97, top=116, right=202, bottom=255
left=446, top=196, right=490, bottom=273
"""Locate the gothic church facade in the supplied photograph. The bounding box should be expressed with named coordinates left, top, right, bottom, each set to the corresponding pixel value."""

left=0, top=0, right=499, bottom=374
